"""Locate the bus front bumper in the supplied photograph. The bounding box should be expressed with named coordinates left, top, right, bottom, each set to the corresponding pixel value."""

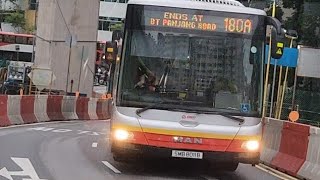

left=111, top=142, right=260, bottom=165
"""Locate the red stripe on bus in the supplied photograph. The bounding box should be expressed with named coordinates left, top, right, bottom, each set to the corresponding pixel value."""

left=0, top=42, right=9, bottom=46
left=126, top=131, right=253, bottom=153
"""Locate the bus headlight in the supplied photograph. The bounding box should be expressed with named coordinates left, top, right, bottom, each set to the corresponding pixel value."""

left=242, top=140, right=260, bottom=151
left=114, top=129, right=130, bottom=141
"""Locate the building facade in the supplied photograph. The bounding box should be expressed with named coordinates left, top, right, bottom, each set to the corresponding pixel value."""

left=98, top=0, right=127, bottom=41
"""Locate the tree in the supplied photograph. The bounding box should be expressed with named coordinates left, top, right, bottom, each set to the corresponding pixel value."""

left=4, top=11, right=25, bottom=32
left=301, top=14, right=320, bottom=47
left=266, top=6, right=285, bottom=22
left=0, top=0, right=29, bottom=33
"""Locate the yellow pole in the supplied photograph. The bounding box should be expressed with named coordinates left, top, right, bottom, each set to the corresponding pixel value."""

left=275, top=66, right=283, bottom=118
left=278, top=38, right=294, bottom=119
left=262, top=1, right=276, bottom=117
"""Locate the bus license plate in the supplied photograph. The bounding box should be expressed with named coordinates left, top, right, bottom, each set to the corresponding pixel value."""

left=171, top=150, right=203, bottom=159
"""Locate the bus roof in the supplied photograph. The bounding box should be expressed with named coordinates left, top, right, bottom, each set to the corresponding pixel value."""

left=128, top=0, right=266, bottom=16
left=0, top=31, right=34, bottom=38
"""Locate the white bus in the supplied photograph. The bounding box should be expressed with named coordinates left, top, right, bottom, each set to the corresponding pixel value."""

left=109, top=0, right=284, bottom=171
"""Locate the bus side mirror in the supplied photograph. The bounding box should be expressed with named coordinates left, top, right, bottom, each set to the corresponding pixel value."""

left=270, top=28, right=285, bottom=59
left=266, top=16, right=285, bottom=59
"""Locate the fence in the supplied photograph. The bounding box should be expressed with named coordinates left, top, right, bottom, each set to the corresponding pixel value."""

left=279, top=89, right=320, bottom=127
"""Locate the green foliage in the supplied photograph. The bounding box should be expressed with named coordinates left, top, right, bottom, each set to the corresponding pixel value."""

left=4, top=11, right=25, bottom=31
left=266, top=6, right=285, bottom=22
left=110, top=23, right=123, bottom=31
left=300, top=14, right=320, bottom=47
left=0, top=0, right=35, bottom=33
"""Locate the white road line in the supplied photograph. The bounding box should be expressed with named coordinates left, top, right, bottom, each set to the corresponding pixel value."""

left=0, top=121, right=83, bottom=130
left=102, top=161, right=121, bottom=174
left=0, top=119, right=110, bottom=130
left=255, top=164, right=299, bottom=180
left=92, top=142, right=98, bottom=147
left=200, top=175, right=219, bottom=180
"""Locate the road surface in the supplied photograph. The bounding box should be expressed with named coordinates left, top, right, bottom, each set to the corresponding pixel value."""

left=0, top=120, right=281, bottom=180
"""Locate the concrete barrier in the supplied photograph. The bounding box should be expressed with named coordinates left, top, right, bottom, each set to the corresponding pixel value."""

left=47, top=95, right=64, bottom=121
left=298, top=126, right=320, bottom=180
left=34, top=95, right=50, bottom=122
left=0, top=95, right=10, bottom=127
left=270, top=122, right=310, bottom=177
left=97, top=99, right=109, bottom=119
left=0, top=95, right=110, bottom=127
left=62, top=96, right=78, bottom=120
left=7, top=95, right=24, bottom=125
left=88, top=98, right=98, bottom=120
left=20, top=96, right=37, bottom=123
left=260, top=118, right=284, bottom=165
left=76, top=97, right=90, bottom=120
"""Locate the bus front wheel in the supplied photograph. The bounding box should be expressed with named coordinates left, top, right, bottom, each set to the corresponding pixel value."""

left=220, top=162, right=239, bottom=172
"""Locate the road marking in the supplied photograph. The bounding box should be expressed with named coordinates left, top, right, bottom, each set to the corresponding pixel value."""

left=92, top=142, right=98, bottom=147
left=0, top=119, right=110, bottom=130
left=255, top=164, right=299, bottom=180
left=0, top=157, right=47, bottom=180
left=28, top=127, right=106, bottom=136
left=102, top=161, right=121, bottom=174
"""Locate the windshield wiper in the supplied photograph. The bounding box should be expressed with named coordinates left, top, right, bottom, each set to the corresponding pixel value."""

left=136, top=104, right=245, bottom=125
left=136, top=101, right=167, bottom=117
left=219, top=113, right=245, bottom=125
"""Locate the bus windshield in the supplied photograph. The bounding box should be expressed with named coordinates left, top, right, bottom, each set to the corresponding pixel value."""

left=118, top=5, right=266, bottom=116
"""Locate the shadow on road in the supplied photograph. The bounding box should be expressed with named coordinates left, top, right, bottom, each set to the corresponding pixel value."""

left=115, top=158, right=245, bottom=180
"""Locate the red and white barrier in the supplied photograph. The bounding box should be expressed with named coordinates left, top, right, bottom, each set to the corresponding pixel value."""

left=88, top=98, right=98, bottom=120
left=7, top=95, right=24, bottom=125
left=76, top=97, right=90, bottom=120
left=260, top=118, right=284, bottom=164
left=62, top=96, right=78, bottom=120
left=97, top=99, right=110, bottom=119
left=47, top=95, right=65, bottom=121
left=34, top=95, right=50, bottom=122
left=0, top=95, right=10, bottom=127
left=260, top=118, right=316, bottom=179
left=298, top=126, right=320, bottom=180
left=0, top=95, right=110, bottom=127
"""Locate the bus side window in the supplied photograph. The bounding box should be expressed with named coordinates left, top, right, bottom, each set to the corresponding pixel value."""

left=0, top=34, right=3, bottom=42
left=4, top=35, right=15, bottom=43
left=27, top=37, right=33, bottom=45
left=16, top=36, right=28, bottom=44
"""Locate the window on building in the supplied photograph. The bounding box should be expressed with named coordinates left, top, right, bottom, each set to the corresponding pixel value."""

left=98, top=16, right=124, bottom=31
left=29, top=0, right=37, bottom=10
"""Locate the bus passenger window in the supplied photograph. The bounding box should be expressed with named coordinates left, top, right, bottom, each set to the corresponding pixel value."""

left=0, top=35, right=3, bottom=42
left=27, top=37, right=33, bottom=45
left=16, top=36, right=28, bottom=44
left=4, top=35, right=15, bottom=43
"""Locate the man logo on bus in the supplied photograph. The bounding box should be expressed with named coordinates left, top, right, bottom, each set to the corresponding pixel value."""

left=173, top=137, right=203, bottom=144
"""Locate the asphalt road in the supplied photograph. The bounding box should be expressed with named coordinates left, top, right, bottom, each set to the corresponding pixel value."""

left=0, top=120, right=280, bottom=180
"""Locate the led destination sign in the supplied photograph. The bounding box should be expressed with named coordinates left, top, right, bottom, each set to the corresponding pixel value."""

left=144, top=11, right=256, bottom=35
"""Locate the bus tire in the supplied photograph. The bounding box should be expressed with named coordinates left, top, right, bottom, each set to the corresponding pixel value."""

left=112, top=152, right=127, bottom=162
left=223, top=162, right=239, bottom=172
